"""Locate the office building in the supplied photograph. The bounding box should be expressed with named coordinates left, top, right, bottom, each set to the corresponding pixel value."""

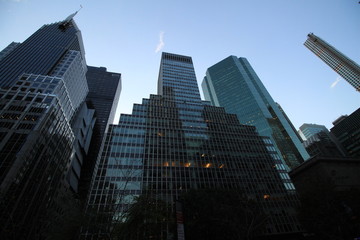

left=304, top=33, right=360, bottom=91
left=298, top=123, right=329, bottom=141
left=78, top=66, right=121, bottom=199
left=331, top=108, right=360, bottom=158
left=0, top=14, right=92, bottom=239
left=202, top=56, right=309, bottom=170
left=82, top=53, right=303, bottom=239
left=298, top=123, right=345, bottom=158
left=302, top=131, right=345, bottom=158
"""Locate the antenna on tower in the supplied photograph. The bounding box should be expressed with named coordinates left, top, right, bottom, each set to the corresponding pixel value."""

left=59, top=6, right=83, bottom=31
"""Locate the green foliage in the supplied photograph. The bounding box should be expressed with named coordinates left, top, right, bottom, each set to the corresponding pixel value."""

left=181, top=189, right=267, bottom=240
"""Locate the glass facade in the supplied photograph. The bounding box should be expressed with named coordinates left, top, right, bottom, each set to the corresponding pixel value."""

left=202, top=56, right=309, bottom=170
left=0, top=19, right=85, bottom=88
left=82, top=53, right=303, bottom=239
left=298, top=123, right=329, bottom=141
left=0, top=17, right=91, bottom=239
left=304, top=33, right=360, bottom=92
left=0, top=80, right=75, bottom=238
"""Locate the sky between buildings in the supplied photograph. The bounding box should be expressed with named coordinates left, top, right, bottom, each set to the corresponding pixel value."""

left=1, top=0, right=359, bottom=130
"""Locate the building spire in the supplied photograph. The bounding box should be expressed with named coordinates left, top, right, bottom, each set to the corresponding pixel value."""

left=64, top=5, right=82, bottom=23
left=59, top=6, right=83, bottom=31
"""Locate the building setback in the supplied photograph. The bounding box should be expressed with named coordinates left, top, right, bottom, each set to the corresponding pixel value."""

left=304, top=33, right=360, bottom=92
left=202, top=56, right=309, bottom=170
left=81, top=53, right=303, bottom=239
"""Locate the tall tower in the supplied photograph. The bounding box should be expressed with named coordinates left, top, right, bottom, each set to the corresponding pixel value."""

left=202, top=56, right=309, bottom=170
left=304, top=33, right=360, bottom=91
left=82, top=53, right=303, bottom=239
left=0, top=14, right=92, bottom=239
left=78, top=66, right=122, bottom=199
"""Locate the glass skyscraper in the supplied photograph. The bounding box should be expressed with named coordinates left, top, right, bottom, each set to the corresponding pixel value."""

left=82, top=53, right=303, bottom=239
left=298, top=123, right=330, bottom=141
left=202, top=56, right=309, bottom=170
left=304, top=33, right=360, bottom=92
left=0, top=14, right=93, bottom=239
left=0, top=18, right=85, bottom=88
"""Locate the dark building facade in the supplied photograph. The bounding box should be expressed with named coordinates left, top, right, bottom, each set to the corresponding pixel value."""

left=85, top=66, right=121, bottom=137
left=78, top=66, right=121, bottom=199
left=330, top=108, right=360, bottom=158
left=302, top=131, right=345, bottom=158
left=202, top=56, right=309, bottom=170
left=82, top=53, right=303, bottom=239
left=0, top=15, right=93, bottom=239
left=289, top=156, right=360, bottom=192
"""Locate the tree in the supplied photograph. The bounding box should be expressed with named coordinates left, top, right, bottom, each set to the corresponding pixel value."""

left=181, top=189, right=267, bottom=240
left=114, top=194, right=174, bottom=240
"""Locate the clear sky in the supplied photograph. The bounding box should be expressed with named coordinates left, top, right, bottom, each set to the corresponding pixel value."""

left=1, top=0, right=359, bottom=130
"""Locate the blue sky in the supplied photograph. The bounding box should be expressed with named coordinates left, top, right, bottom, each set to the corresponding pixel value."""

left=1, top=0, right=359, bottom=130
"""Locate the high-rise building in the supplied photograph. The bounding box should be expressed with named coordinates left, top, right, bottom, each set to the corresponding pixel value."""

left=298, top=123, right=329, bottom=141
left=304, top=33, right=360, bottom=92
left=302, top=131, right=345, bottom=158
left=78, top=66, right=121, bottom=199
left=82, top=53, right=303, bottom=239
left=202, top=56, right=309, bottom=170
left=331, top=108, right=360, bottom=158
left=0, top=14, right=93, bottom=239
left=0, top=16, right=85, bottom=88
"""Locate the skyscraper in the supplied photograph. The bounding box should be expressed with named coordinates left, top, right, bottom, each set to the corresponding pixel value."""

left=304, top=33, right=360, bottom=91
left=202, top=56, right=309, bottom=170
left=0, top=16, right=85, bottom=88
left=0, top=14, right=93, bottom=239
left=298, top=123, right=330, bottom=141
left=78, top=66, right=121, bottom=199
left=82, top=53, right=303, bottom=239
